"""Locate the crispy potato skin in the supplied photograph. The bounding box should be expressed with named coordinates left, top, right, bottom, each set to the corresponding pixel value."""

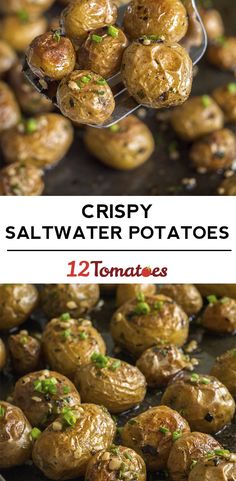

left=0, top=81, right=20, bottom=133
left=1, top=113, right=73, bottom=169
left=42, top=318, right=106, bottom=378
left=213, top=84, right=236, bottom=123
left=74, top=357, right=146, bottom=413
left=0, top=0, right=55, bottom=19
left=84, top=115, right=155, bottom=170
left=170, top=96, right=224, bottom=141
left=32, top=404, right=116, bottom=479
left=121, top=40, right=192, bottom=108
left=0, top=162, right=44, bottom=196
left=13, top=370, right=81, bottom=428
left=207, top=37, right=236, bottom=71
left=157, top=284, right=203, bottom=316
left=116, top=284, right=156, bottom=307
left=0, top=15, right=47, bottom=52
left=0, top=284, right=39, bottom=330
left=121, top=405, right=190, bottom=471
left=202, top=298, right=236, bottom=334
left=40, top=284, right=100, bottom=318
left=161, top=373, right=235, bottom=434
left=190, top=129, right=236, bottom=171
left=85, top=446, right=147, bottom=481
left=9, top=331, right=41, bottom=373
left=0, top=401, right=32, bottom=469
left=0, top=40, right=17, bottom=76
left=167, top=432, right=222, bottom=481
left=0, top=338, right=7, bottom=370
left=219, top=175, right=236, bottom=196
left=200, top=8, right=224, bottom=41
left=57, top=70, right=115, bottom=125
left=111, top=294, right=189, bottom=356
left=189, top=453, right=236, bottom=481
left=211, top=349, right=236, bottom=397
left=123, top=0, right=188, bottom=43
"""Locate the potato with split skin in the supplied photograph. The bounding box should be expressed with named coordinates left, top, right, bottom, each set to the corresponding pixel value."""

left=0, top=0, right=55, bottom=19
left=32, top=403, right=116, bottom=479
left=190, top=129, right=236, bottom=172
left=0, top=162, right=44, bottom=196
left=211, top=349, right=236, bottom=398
left=9, top=330, right=42, bottom=373
left=213, top=83, right=236, bottom=123
left=42, top=316, right=106, bottom=379
left=0, top=81, right=20, bottom=133
left=189, top=452, right=236, bottom=481
left=0, top=338, right=7, bottom=370
left=157, top=284, right=203, bottom=316
left=116, top=284, right=156, bottom=306
left=40, top=284, right=100, bottom=318
left=0, top=40, right=17, bottom=77
left=207, top=37, right=236, bottom=71
left=0, top=284, right=38, bottom=330
left=219, top=175, right=236, bottom=196
left=202, top=296, right=236, bottom=334
left=200, top=8, right=224, bottom=41
left=0, top=14, right=47, bottom=53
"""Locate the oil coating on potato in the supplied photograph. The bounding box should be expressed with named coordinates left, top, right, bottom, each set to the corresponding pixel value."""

left=161, top=373, right=235, bottom=434
left=213, top=83, right=236, bottom=123
left=0, top=284, right=39, bottom=330
left=167, top=431, right=222, bottom=481
left=111, top=294, right=189, bottom=356
left=123, top=0, right=188, bottom=43
left=0, top=0, right=55, bottom=18
left=219, top=175, right=236, bottom=196
left=121, top=405, right=190, bottom=471
left=74, top=354, right=146, bottom=413
left=85, top=445, right=147, bottom=481
left=0, top=401, right=32, bottom=468
left=13, top=369, right=81, bottom=428
left=200, top=8, right=224, bottom=41
left=211, top=349, right=236, bottom=397
left=1, top=114, right=74, bottom=169
left=157, top=284, right=203, bottom=316
left=57, top=70, right=115, bottom=125
left=116, top=284, right=156, bottom=306
left=170, top=95, right=224, bottom=141
left=0, top=338, right=7, bottom=370
left=0, top=81, right=20, bottom=133
left=188, top=452, right=236, bottom=481
left=42, top=317, right=106, bottom=378
left=84, top=115, right=155, bottom=170
left=190, top=129, right=236, bottom=172
left=79, top=26, right=128, bottom=79
left=0, top=162, right=44, bottom=196
left=202, top=296, right=236, bottom=334
left=27, top=30, right=76, bottom=80
left=9, top=330, right=41, bottom=373
left=0, top=14, right=47, bottom=53
left=207, top=37, right=236, bottom=71
left=40, top=284, right=100, bottom=318
left=32, top=403, right=116, bottom=479
left=0, top=40, right=17, bottom=76
left=121, top=40, right=192, bottom=108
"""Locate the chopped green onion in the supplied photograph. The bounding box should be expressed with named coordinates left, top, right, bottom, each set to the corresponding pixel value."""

left=63, top=386, right=71, bottom=394
left=96, top=78, right=107, bottom=85
left=25, top=118, right=38, bottom=134
left=97, top=90, right=105, bottom=95
left=30, top=427, right=41, bottom=440
left=110, top=445, right=119, bottom=456
left=190, top=373, right=200, bottom=383
left=159, top=426, right=170, bottom=434
left=91, top=352, right=109, bottom=368
left=107, top=25, right=119, bottom=38
left=20, top=336, right=28, bottom=345
left=62, top=408, right=77, bottom=426
left=124, top=451, right=133, bottom=461
left=200, top=377, right=211, bottom=385
left=81, top=75, right=92, bottom=84
left=190, top=460, right=197, bottom=470
left=91, top=34, right=103, bottom=43
left=136, top=292, right=145, bottom=302
left=134, top=301, right=150, bottom=315
left=0, top=406, right=5, bottom=417
left=109, top=124, right=120, bottom=132
left=60, top=312, right=71, bottom=321
left=207, top=294, right=218, bottom=304
left=110, top=360, right=121, bottom=371
left=228, top=83, right=236, bottom=94
left=79, top=331, right=88, bottom=340
left=201, top=95, right=211, bottom=108
left=53, top=31, right=61, bottom=42
left=34, top=377, right=58, bottom=395
left=62, top=329, right=71, bottom=340
left=154, top=300, right=164, bottom=310
left=172, top=430, right=182, bottom=441
left=220, top=297, right=230, bottom=304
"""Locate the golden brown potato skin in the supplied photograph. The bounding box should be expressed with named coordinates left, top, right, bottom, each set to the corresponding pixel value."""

left=13, top=369, right=81, bottom=428
left=207, top=37, right=236, bottom=71
left=0, top=40, right=17, bottom=76
left=111, top=294, right=189, bottom=356
left=200, top=8, right=224, bottom=41
left=0, top=15, right=47, bottom=53
left=84, top=115, right=155, bottom=170
left=121, top=40, right=192, bottom=108
left=161, top=373, right=235, bottom=434
left=85, top=446, right=147, bottom=481
left=211, top=349, right=236, bottom=398
left=189, top=453, right=236, bottom=481
left=0, top=81, right=20, bottom=133
left=0, top=401, right=32, bottom=469
left=27, top=31, right=76, bottom=80
left=170, top=96, right=224, bottom=141
left=0, top=0, right=55, bottom=19
left=116, top=284, right=156, bottom=306
left=0, top=162, right=44, bottom=196
left=57, top=70, right=115, bottom=125
left=8, top=330, right=41, bottom=373
left=40, top=284, right=100, bottom=318
left=32, top=404, right=116, bottom=479
left=121, top=405, right=190, bottom=471
left=213, top=83, right=236, bottom=123
left=1, top=114, right=73, bottom=169
left=42, top=318, right=106, bottom=379
left=0, top=284, right=39, bottom=330
left=167, top=431, right=222, bottom=481
left=219, top=175, right=236, bottom=196
left=202, top=297, right=236, bottom=334
left=190, top=129, right=236, bottom=172
left=0, top=338, right=7, bottom=370
left=123, top=0, right=188, bottom=43
left=74, top=356, right=146, bottom=413
left=157, top=284, right=203, bottom=316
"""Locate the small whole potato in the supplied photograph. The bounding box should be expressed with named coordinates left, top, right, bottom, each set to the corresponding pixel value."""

left=27, top=30, right=76, bottom=80
left=200, top=8, right=224, bottom=41
left=0, top=81, right=20, bottom=133
left=219, top=175, right=236, bottom=196
left=211, top=349, right=236, bottom=397
left=189, top=452, right=236, bottom=481
left=157, top=284, right=203, bottom=316
left=123, top=0, right=188, bottom=43
left=0, top=401, right=32, bottom=468
left=170, top=95, right=224, bottom=141
left=0, top=162, right=44, bottom=196
left=0, top=14, right=47, bottom=53
left=202, top=296, right=236, bottom=334
left=213, top=83, right=236, bottom=123
left=207, top=37, right=236, bottom=71
left=85, top=446, right=147, bottom=481
left=121, top=40, right=193, bottom=108
left=8, top=330, right=41, bottom=373
left=32, top=403, right=116, bottom=479
left=1, top=114, right=74, bottom=169
left=40, top=284, right=100, bottom=318
left=13, top=369, right=81, bottom=428
left=74, top=354, right=146, bottom=413
left=0, top=338, right=7, bottom=370
left=190, top=129, right=236, bottom=171
left=0, top=0, right=55, bottom=19
left=84, top=115, right=155, bottom=170
left=121, top=405, right=190, bottom=471
left=116, top=284, right=156, bottom=306
left=0, top=40, right=17, bottom=76
left=0, top=284, right=38, bottom=330
left=161, top=373, right=235, bottom=434
left=57, top=70, right=115, bottom=125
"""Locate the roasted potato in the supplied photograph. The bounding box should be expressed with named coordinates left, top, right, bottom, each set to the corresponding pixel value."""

left=32, top=403, right=116, bottom=479
left=211, top=349, right=236, bottom=398
left=0, top=338, right=7, bottom=370
left=111, top=294, right=189, bottom=356
left=161, top=373, right=235, bottom=434
left=207, top=36, right=236, bottom=71
left=0, top=14, right=47, bottom=53
left=213, top=82, right=236, bottom=123
left=85, top=445, right=147, bottom=481
left=1, top=113, right=73, bottom=169
left=189, top=452, right=236, bottom=481
left=200, top=8, right=224, bottom=41
left=170, top=95, right=224, bottom=141
left=123, top=0, right=188, bottom=43
left=202, top=296, right=236, bottom=334
left=0, top=81, right=20, bottom=133
left=0, top=0, right=55, bottom=19
left=40, top=284, right=100, bottom=318
left=57, top=70, right=115, bottom=125
left=8, top=330, right=41, bottom=373
left=0, top=284, right=38, bottom=330
left=167, top=431, right=222, bottom=481
left=190, top=129, right=236, bottom=171
left=121, top=40, right=193, bottom=108
left=74, top=354, right=146, bottom=413
left=121, top=405, right=190, bottom=471
left=156, top=284, right=203, bottom=316
left=116, top=284, right=156, bottom=306
left=42, top=317, right=106, bottom=378
left=0, top=162, right=44, bottom=196
left=0, top=40, right=17, bottom=76
left=84, top=115, right=155, bottom=170
left=13, top=369, right=81, bottom=428
left=0, top=401, right=32, bottom=468
left=219, top=175, right=236, bottom=196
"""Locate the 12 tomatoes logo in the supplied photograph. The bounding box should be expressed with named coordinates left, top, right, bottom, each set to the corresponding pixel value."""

left=67, top=260, right=168, bottom=278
